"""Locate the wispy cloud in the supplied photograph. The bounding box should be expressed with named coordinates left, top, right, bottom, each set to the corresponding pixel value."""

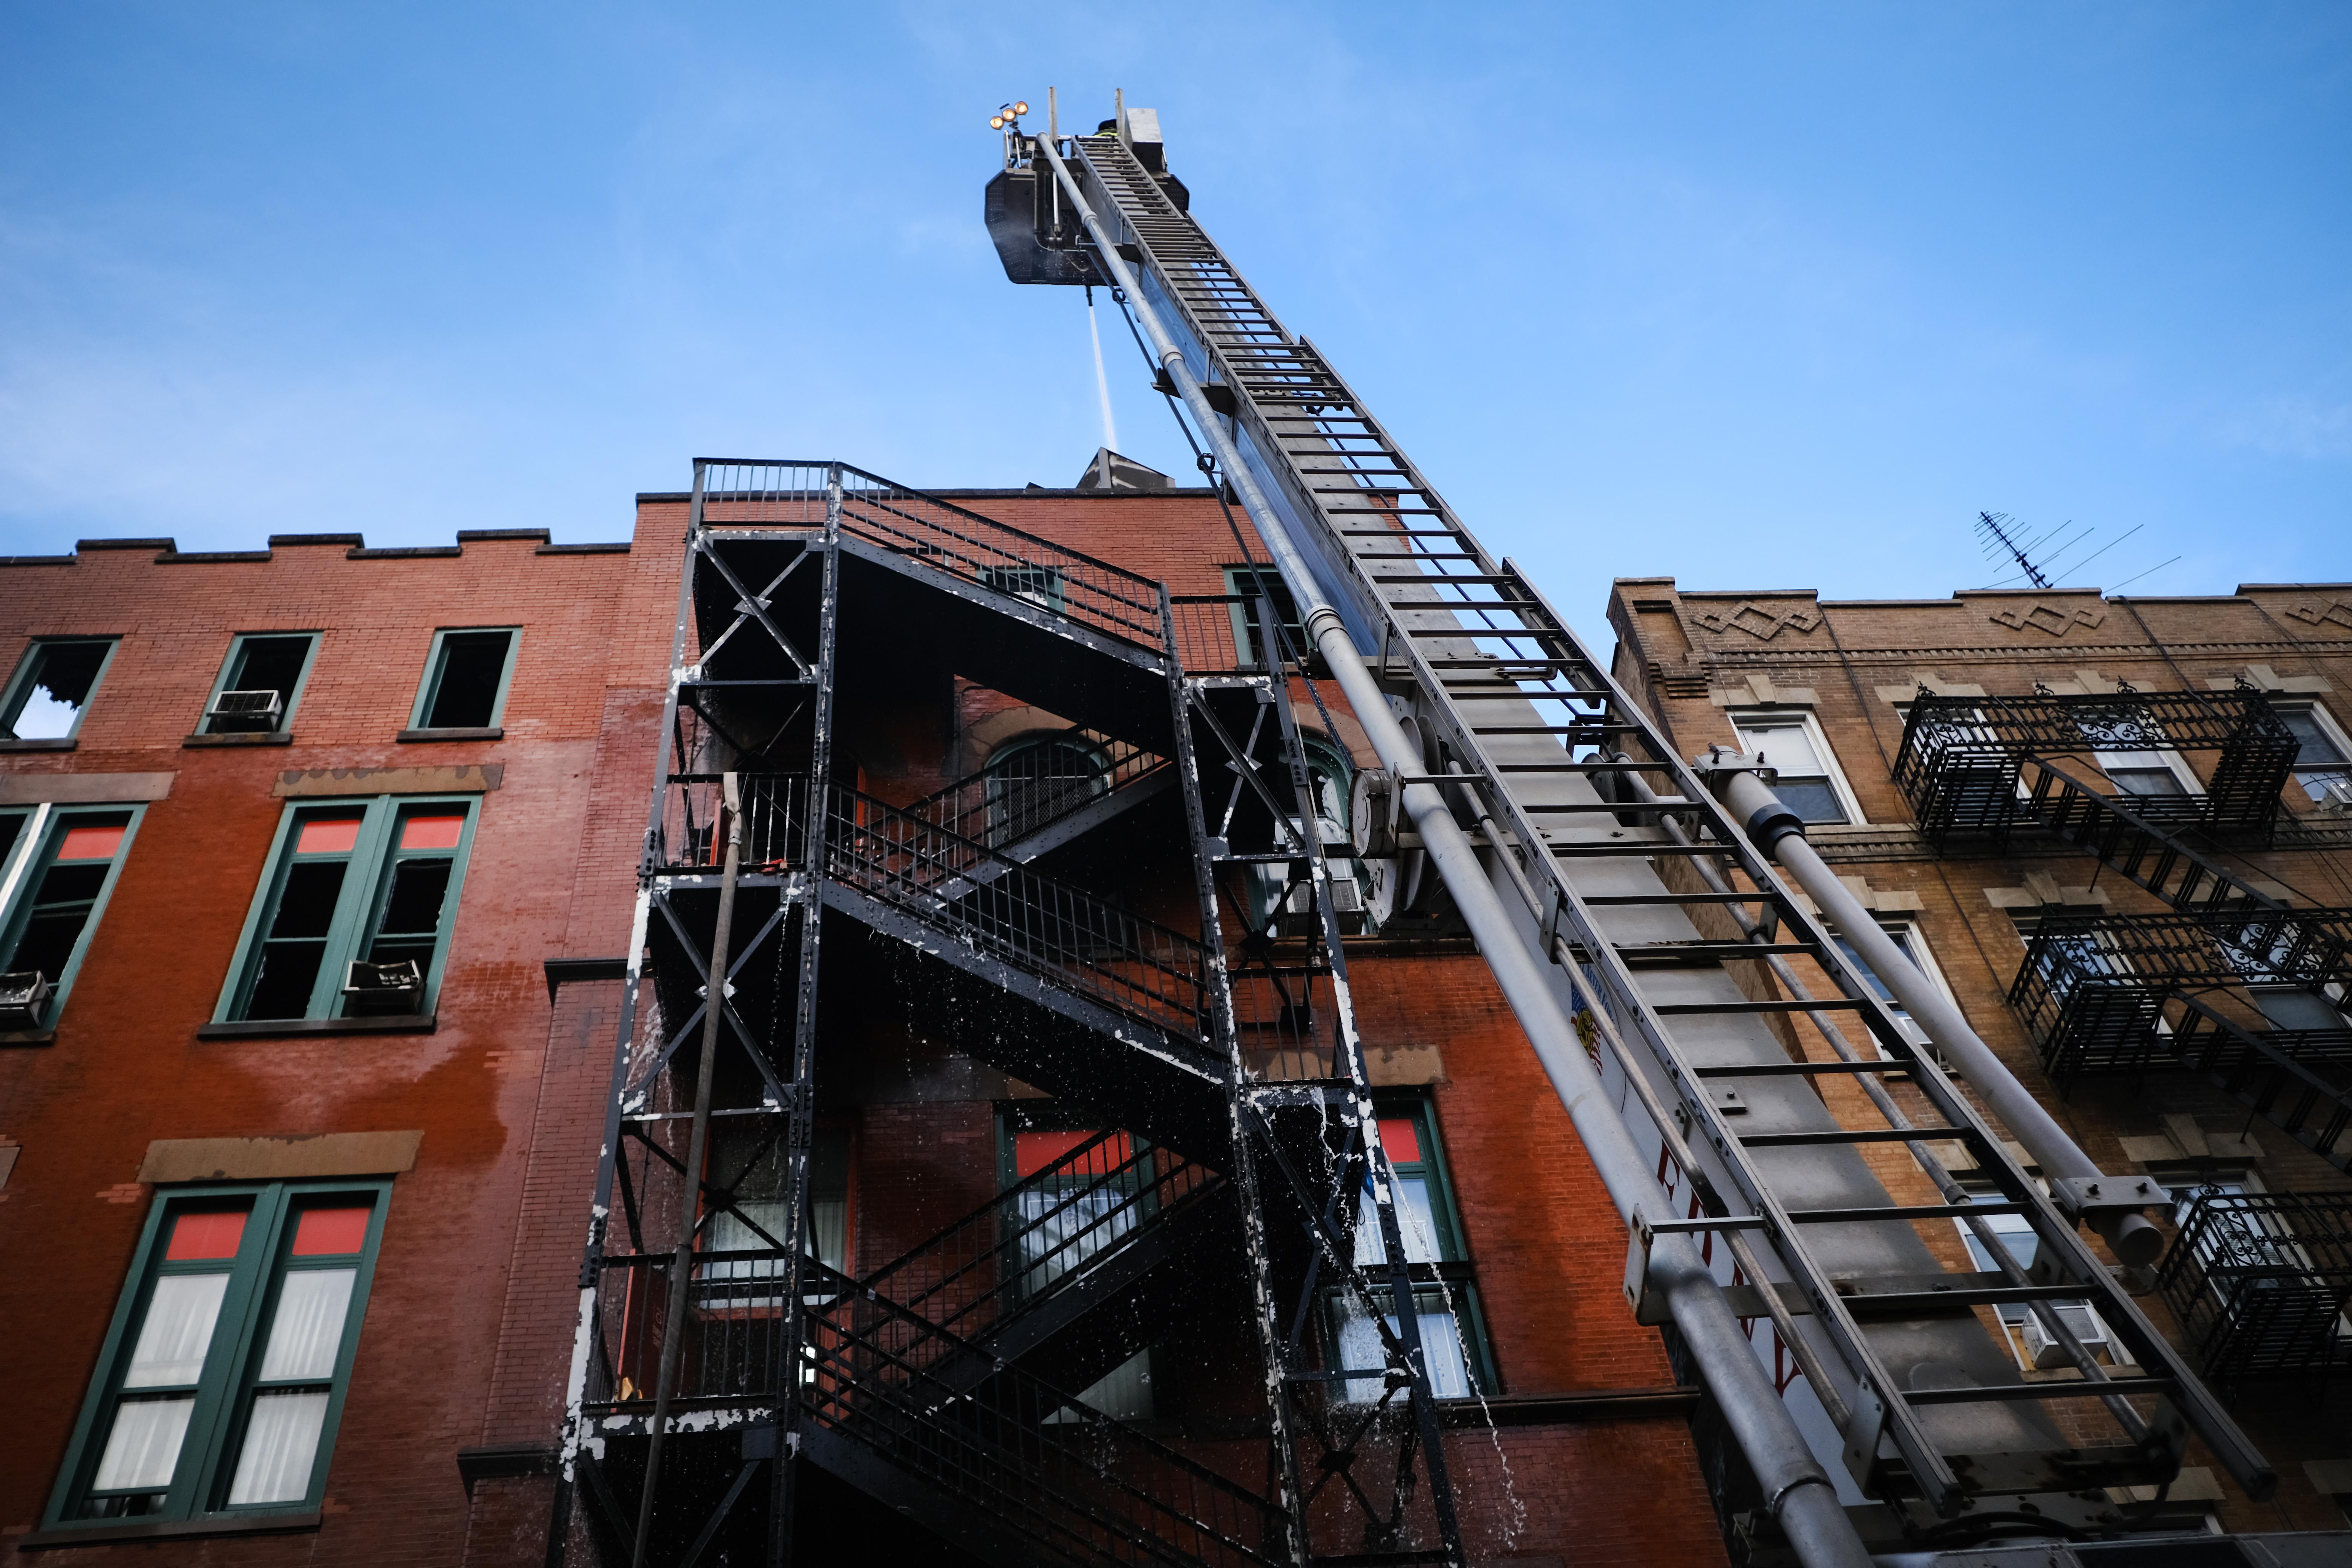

left=2215, top=395, right=2352, bottom=461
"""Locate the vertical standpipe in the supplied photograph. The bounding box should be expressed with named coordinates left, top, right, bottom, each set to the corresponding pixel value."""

left=1027, top=133, right=1876, bottom=1568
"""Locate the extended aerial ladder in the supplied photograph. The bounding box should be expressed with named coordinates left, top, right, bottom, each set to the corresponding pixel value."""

left=986, top=95, right=2280, bottom=1565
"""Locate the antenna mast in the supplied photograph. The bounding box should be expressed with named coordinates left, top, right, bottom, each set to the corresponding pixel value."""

left=1975, top=509, right=2051, bottom=588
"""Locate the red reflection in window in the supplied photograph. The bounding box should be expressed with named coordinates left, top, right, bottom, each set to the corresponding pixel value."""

left=296, top=818, right=363, bottom=855
left=291, top=1207, right=371, bottom=1256
left=399, top=814, right=464, bottom=851
left=57, top=824, right=125, bottom=862
left=166, top=1210, right=248, bottom=1260
left=1378, top=1116, right=1422, bottom=1165
left=1015, top=1129, right=1130, bottom=1179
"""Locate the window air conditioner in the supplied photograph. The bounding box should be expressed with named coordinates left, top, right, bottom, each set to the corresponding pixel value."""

left=2020, top=1302, right=2109, bottom=1370
left=0, top=971, right=51, bottom=1030
left=207, top=689, right=286, bottom=730
left=343, top=960, right=425, bottom=1015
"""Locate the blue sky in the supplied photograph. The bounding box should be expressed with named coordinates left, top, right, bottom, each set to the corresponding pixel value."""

left=2, top=3, right=2344, bottom=640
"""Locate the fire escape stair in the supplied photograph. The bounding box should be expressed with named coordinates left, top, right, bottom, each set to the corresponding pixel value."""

left=816, top=784, right=1232, bottom=1164
left=798, top=1257, right=1283, bottom=1568
left=857, top=1129, right=1239, bottom=1403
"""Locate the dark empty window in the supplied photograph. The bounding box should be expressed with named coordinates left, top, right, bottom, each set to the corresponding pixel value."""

left=0, top=808, right=139, bottom=1029
left=224, top=799, right=475, bottom=1023
left=204, top=635, right=318, bottom=735
left=1222, top=566, right=1304, bottom=670
left=412, top=630, right=516, bottom=731
left=3, top=639, right=118, bottom=742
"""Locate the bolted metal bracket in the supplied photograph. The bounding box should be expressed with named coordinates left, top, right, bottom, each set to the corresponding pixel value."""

left=2049, top=1173, right=2162, bottom=1231
left=1689, top=747, right=1807, bottom=849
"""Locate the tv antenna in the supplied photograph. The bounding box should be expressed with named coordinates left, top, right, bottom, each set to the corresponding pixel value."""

left=1975, top=510, right=2051, bottom=589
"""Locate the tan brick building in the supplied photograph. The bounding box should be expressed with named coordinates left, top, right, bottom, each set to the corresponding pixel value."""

left=1607, top=575, right=2352, bottom=1533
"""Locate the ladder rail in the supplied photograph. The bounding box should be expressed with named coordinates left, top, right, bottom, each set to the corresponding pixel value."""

left=1057, top=131, right=2275, bottom=1517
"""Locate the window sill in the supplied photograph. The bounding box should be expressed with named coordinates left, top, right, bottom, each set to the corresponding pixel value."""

left=0, top=737, right=75, bottom=752
left=198, top=1014, right=435, bottom=1040
left=18, top=1511, right=321, bottom=1549
left=184, top=731, right=294, bottom=747
left=1, top=1026, right=58, bottom=1047
left=397, top=727, right=502, bottom=743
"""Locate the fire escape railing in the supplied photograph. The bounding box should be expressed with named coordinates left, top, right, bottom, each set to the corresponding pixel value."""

left=2157, top=1189, right=2352, bottom=1387
left=820, top=784, right=1213, bottom=1049
left=857, top=1129, right=1223, bottom=1353
left=2010, top=907, right=2352, bottom=1165
left=800, top=1260, right=1285, bottom=1568
left=898, top=732, right=1169, bottom=853
left=1894, top=689, right=2299, bottom=847
left=833, top=465, right=1172, bottom=652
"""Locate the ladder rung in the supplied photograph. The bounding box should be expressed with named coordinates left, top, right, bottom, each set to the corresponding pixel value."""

left=1372, top=573, right=1520, bottom=585
left=1613, top=940, right=1820, bottom=957
left=1846, top=1284, right=2104, bottom=1318
left=1653, top=998, right=1868, bottom=1015
left=1582, top=893, right=1768, bottom=906
left=1902, top=1377, right=2176, bottom=1407
left=1526, top=801, right=1690, bottom=815
left=1693, top=1059, right=1908, bottom=1078
left=1441, top=688, right=1613, bottom=700
left=1550, top=842, right=1740, bottom=859
left=1736, top=1127, right=1973, bottom=1148
left=1472, top=723, right=1642, bottom=735
left=1788, top=1202, right=2026, bottom=1223
left=1497, top=763, right=1677, bottom=773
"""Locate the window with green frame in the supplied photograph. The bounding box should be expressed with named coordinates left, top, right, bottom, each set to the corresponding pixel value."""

left=1220, top=565, right=1303, bottom=670
left=407, top=628, right=518, bottom=732
left=2, top=637, right=120, bottom=742
left=43, top=1181, right=388, bottom=1528
left=199, top=633, right=321, bottom=736
left=0, top=804, right=142, bottom=1030
left=997, top=1109, right=1159, bottom=1422
left=218, top=797, right=478, bottom=1022
left=1326, top=1096, right=1496, bottom=1401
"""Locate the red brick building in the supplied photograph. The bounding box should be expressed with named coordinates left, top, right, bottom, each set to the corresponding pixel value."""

left=0, top=479, right=1729, bottom=1566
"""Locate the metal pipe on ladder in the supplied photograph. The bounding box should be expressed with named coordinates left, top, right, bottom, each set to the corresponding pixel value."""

left=1696, top=756, right=2165, bottom=1269
left=1029, top=132, right=1876, bottom=1568
left=631, top=772, right=744, bottom=1568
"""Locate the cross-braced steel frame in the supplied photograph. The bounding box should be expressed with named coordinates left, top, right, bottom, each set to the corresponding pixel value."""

left=548, top=459, right=1468, bottom=1567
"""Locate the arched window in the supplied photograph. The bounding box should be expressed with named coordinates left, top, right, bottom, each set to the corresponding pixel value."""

left=982, top=734, right=1110, bottom=847
left=1300, top=737, right=1351, bottom=837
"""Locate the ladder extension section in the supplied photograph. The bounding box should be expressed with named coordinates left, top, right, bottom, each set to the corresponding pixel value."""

left=1047, top=129, right=2275, bottom=1535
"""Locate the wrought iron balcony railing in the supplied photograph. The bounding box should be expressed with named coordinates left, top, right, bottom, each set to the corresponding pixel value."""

left=2156, top=1188, right=2352, bottom=1386
left=1894, top=689, right=2298, bottom=844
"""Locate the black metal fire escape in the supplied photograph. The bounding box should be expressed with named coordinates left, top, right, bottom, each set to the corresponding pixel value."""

left=1897, top=688, right=2352, bottom=1168
left=545, top=461, right=1475, bottom=1566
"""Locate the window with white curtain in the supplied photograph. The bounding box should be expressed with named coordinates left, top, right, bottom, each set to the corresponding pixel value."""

left=42, top=1184, right=384, bottom=1531
left=1325, top=1097, right=1496, bottom=1403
